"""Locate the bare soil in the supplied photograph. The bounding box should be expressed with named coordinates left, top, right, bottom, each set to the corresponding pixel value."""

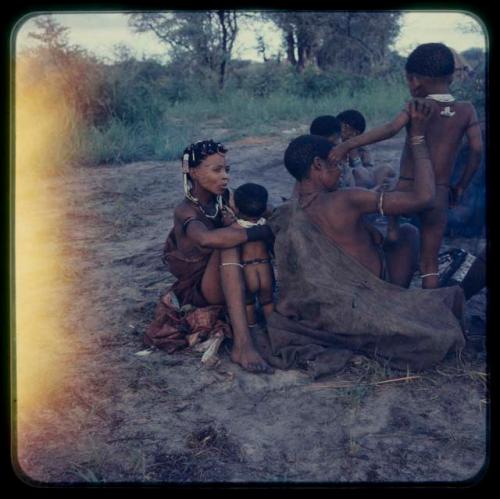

left=14, top=132, right=488, bottom=485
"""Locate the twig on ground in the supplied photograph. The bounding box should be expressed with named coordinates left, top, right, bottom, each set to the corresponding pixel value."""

left=307, top=375, right=421, bottom=391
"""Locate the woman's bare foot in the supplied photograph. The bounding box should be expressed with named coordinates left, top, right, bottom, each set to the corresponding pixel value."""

left=230, top=342, right=274, bottom=374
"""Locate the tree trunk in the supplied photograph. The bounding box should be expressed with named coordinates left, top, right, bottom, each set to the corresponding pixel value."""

left=285, top=27, right=297, bottom=66
left=218, top=10, right=228, bottom=89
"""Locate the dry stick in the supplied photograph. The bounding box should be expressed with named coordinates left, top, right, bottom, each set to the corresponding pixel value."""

left=308, top=375, right=421, bottom=391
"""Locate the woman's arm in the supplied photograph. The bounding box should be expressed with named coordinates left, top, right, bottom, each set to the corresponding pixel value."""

left=186, top=219, right=272, bottom=249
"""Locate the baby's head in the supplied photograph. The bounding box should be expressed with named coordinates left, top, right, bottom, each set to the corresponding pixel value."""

left=310, top=115, right=342, bottom=145
left=233, top=183, right=268, bottom=220
left=405, top=43, right=455, bottom=97
left=336, top=109, right=366, bottom=141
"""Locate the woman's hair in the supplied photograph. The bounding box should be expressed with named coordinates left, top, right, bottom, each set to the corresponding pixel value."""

left=234, top=183, right=268, bottom=218
left=284, top=135, right=334, bottom=181
left=182, top=140, right=227, bottom=168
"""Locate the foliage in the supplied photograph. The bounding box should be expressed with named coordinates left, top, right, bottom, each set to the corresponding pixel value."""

left=16, top=14, right=486, bottom=169
left=263, top=11, right=402, bottom=74
left=128, top=11, right=239, bottom=89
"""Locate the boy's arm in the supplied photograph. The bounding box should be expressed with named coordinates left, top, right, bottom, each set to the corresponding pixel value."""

left=451, top=106, right=483, bottom=207
left=329, top=108, right=410, bottom=163
left=338, top=100, right=435, bottom=216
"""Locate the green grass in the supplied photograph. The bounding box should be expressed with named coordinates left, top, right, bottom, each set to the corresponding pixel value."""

left=31, top=78, right=411, bottom=167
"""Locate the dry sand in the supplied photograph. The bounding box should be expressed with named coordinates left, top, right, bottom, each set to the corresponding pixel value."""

left=14, top=133, right=487, bottom=485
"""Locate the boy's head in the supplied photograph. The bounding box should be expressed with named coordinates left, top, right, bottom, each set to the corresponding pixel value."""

left=336, top=110, right=366, bottom=140
left=233, top=183, right=268, bottom=219
left=284, top=135, right=339, bottom=189
left=309, top=115, right=342, bottom=145
left=405, top=43, right=455, bottom=97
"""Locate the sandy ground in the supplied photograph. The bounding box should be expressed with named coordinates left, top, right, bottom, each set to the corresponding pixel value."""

left=14, top=132, right=488, bottom=485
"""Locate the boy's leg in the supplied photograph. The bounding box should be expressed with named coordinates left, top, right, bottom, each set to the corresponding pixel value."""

left=384, top=223, right=420, bottom=288
left=419, top=188, right=449, bottom=289
left=201, top=248, right=273, bottom=373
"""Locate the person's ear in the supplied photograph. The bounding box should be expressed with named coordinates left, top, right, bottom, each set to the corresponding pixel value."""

left=312, top=156, right=324, bottom=172
left=188, top=167, right=198, bottom=181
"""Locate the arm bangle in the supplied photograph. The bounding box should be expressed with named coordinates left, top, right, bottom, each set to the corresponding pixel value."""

left=378, top=191, right=385, bottom=217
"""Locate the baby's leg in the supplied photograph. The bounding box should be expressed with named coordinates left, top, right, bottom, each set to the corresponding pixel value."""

left=257, top=264, right=275, bottom=319
left=418, top=187, right=449, bottom=289
left=245, top=303, right=257, bottom=326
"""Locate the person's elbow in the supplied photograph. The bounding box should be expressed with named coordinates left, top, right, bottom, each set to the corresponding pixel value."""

left=197, top=232, right=213, bottom=248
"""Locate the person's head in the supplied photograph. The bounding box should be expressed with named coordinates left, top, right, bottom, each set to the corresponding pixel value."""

left=182, top=140, right=229, bottom=196
left=309, top=115, right=342, bottom=145
left=233, top=183, right=268, bottom=219
left=284, top=134, right=342, bottom=191
left=404, top=43, right=455, bottom=97
left=336, top=109, right=366, bottom=140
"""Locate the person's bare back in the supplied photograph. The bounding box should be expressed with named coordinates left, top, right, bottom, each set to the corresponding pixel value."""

left=399, top=100, right=479, bottom=187
left=329, top=43, right=483, bottom=288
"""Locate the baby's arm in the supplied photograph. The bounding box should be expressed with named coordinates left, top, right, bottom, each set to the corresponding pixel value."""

left=450, top=106, right=483, bottom=206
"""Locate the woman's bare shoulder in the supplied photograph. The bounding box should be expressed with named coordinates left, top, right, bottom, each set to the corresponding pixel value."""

left=174, top=199, right=198, bottom=223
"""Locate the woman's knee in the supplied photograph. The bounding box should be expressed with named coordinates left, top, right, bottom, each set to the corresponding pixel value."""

left=398, top=223, right=419, bottom=243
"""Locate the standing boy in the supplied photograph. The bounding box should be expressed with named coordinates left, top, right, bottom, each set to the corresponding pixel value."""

left=330, top=43, right=483, bottom=289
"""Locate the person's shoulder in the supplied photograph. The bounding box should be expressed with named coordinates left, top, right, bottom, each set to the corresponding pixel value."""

left=454, top=100, right=476, bottom=113
left=174, top=199, right=197, bottom=222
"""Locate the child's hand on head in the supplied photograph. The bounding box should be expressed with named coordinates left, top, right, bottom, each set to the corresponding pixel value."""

left=408, top=98, right=433, bottom=136
left=328, top=142, right=349, bottom=164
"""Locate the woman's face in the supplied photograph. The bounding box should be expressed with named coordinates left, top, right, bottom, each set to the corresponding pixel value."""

left=189, top=153, right=230, bottom=196
left=315, top=155, right=342, bottom=192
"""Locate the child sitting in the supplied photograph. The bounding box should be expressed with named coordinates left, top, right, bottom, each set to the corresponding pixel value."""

left=309, top=115, right=355, bottom=188
left=330, top=43, right=483, bottom=289
left=337, top=109, right=397, bottom=190
left=231, top=183, right=275, bottom=326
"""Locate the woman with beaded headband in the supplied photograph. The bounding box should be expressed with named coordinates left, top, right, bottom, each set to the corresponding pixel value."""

left=161, top=140, right=274, bottom=374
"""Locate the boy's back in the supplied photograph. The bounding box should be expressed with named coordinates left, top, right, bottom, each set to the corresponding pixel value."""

left=399, top=100, right=478, bottom=186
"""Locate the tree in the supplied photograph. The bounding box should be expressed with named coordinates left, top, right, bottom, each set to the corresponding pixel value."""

left=23, top=15, right=104, bottom=125
left=27, top=14, right=70, bottom=51
left=128, top=11, right=238, bottom=89
left=265, top=11, right=402, bottom=75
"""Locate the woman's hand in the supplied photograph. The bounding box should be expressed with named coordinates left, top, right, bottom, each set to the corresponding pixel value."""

left=221, top=206, right=237, bottom=227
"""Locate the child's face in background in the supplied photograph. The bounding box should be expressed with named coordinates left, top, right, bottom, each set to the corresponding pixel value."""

left=340, top=123, right=359, bottom=141
left=327, top=133, right=342, bottom=146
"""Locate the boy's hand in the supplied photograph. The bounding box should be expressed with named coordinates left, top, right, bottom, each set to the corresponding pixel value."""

left=328, top=142, right=350, bottom=164
left=408, top=98, right=433, bottom=136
